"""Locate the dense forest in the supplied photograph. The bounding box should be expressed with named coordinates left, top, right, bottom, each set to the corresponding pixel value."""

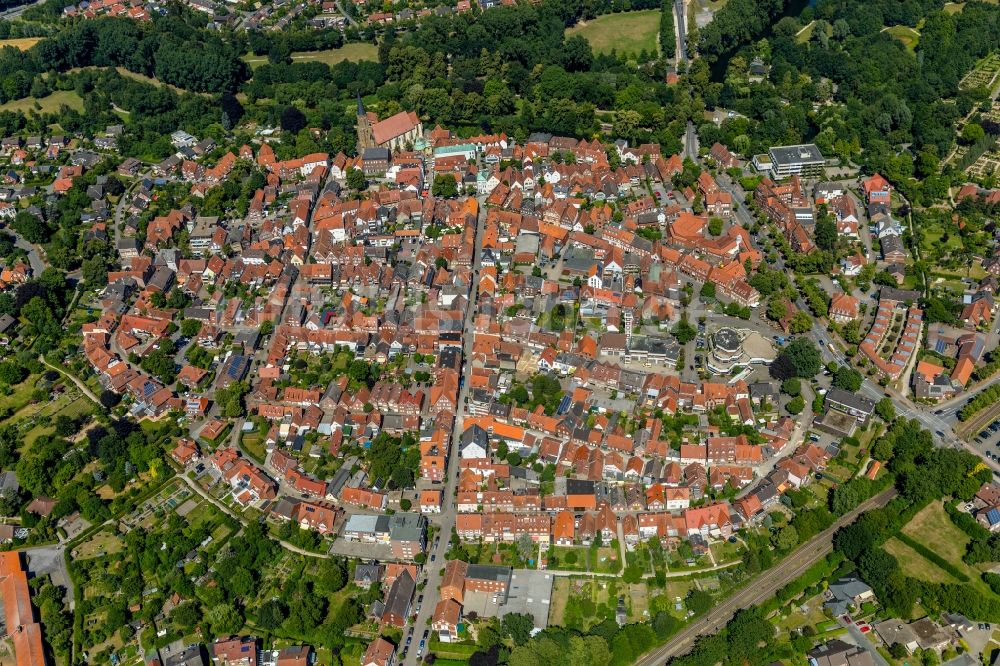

left=0, top=11, right=249, bottom=96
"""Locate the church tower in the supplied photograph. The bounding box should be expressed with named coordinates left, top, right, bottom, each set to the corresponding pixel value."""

left=356, top=93, right=376, bottom=153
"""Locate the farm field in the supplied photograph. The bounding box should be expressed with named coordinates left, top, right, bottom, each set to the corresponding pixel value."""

left=566, top=9, right=661, bottom=57
left=0, top=37, right=40, bottom=50
left=242, top=43, right=379, bottom=69
left=0, top=91, right=84, bottom=114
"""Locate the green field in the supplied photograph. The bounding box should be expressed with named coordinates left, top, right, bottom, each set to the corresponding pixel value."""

left=901, top=501, right=979, bottom=570
left=74, top=529, right=124, bottom=560
left=884, top=25, right=920, bottom=52
left=243, top=43, right=379, bottom=70
left=566, top=10, right=661, bottom=57
left=240, top=430, right=266, bottom=463
left=795, top=21, right=815, bottom=43
left=0, top=90, right=83, bottom=114
left=945, top=0, right=998, bottom=11
left=885, top=501, right=995, bottom=594
left=883, top=538, right=959, bottom=584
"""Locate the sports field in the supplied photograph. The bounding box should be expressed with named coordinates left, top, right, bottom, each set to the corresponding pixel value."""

left=566, top=9, right=661, bottom=57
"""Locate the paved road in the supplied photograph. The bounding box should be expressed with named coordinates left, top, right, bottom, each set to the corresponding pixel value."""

left=402, top=202, right=486, bottom=665
left=635, top=488, right=898, bottom=666
left=674, top=0, right=688, bottom=63
left=335, top=0, right=359, bottom=27
left=842, top=619, right=889, bottom=666
left=12, top=233, right=45, bottom=275
left=0, top=0, right=44, bottom=20
left=684, top=121, right=698, bottom=160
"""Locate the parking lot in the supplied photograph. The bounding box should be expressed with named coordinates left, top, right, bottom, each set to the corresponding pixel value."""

left=973, top=418, right=1000, bottom=460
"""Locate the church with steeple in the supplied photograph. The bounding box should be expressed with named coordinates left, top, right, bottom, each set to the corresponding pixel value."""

left=356, top=93, right=377, bottom=152
left=356, top=94, right=424, bottom=154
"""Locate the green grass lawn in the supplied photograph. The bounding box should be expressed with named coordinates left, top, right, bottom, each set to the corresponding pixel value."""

left=0, top=375, right=41, bottom=417
left=773, top=592, right=831, bottom=637
left=566, top=9, right=661, bottom=57
left=240, top=431, right=266, bottom=463
left=591, top=546, right=621, bottom=573
left=883, top=537, right=960, bottom=584
left=887, top=501, right=997, bottom=595
left=0, top=90, right=84, bottom=114
left=901, top=501, right=970, bottom=563
left=550, top=546, right=590, bottom=571
left=13, top=392, right=88, bottom=448
left=74, top=529, right=124, bottom=560
left=243, top=43, right=379, bottom=70
left=710, top=539, right=743, bottom=564
left=920, top=226, right=964, bottom=255
left=795, top=20, right=822, bottom=44
left=183, top=501, right=221, bottom=529
left=884, top=25, right=920, bottom=52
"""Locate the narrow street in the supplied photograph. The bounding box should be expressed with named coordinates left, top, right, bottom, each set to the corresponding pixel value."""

left=401, top=198, right=487, bottom=666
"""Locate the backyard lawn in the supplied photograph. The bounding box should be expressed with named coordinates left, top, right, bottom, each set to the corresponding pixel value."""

left=550, top=545, right=590, bottom=572
left=240, top=430, right=267, bottom=463
left=566, top=10, right=661, bottom=57
left=0, top=375, right=41, bottom=416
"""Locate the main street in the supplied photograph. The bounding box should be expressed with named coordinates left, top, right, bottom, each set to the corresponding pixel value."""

left=673, top=0, right=688, bottom=64
left=401, top=200, right=487, bottom=665
left=635, top=488, right=898, bottom=666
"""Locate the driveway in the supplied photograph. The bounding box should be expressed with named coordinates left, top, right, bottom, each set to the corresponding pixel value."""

left=839, top=620, right=889, bottom=666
